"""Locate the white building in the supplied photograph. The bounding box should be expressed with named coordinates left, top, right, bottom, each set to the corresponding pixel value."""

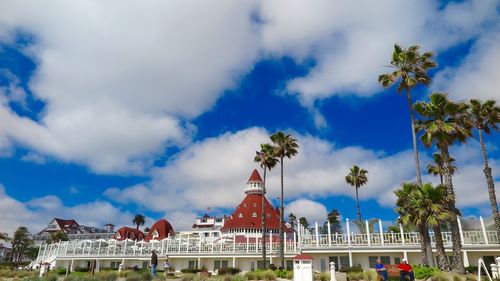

left=34, top=170, right=500, bottom=273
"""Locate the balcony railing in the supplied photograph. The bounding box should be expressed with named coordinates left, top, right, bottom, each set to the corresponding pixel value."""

left=35, top=230, right=500, bottom=263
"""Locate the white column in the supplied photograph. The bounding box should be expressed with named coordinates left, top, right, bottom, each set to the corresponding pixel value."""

left=246, top=236, right=250, bottom=253
left=232, top=234, right=236, bottom=253
left=233, top=256, right=236, bottom=268
left=297, top=225, right=302, bottom=247
left=457, top=215, right=465, bottom=244
left=270, top=231, right=273, bottom=252
left=113, top=241, right=116, bottom=256
left=463, top=250, right=470, bottom=267
left=480, top=216, right=489, bottom=244
left=211, top=232, right=215, bottom=253
left=346, top=219, right=351, bottom=247
left=293, top=231, right=297, bottom=252
left=348, top=251, right=353, bottom=267
left=166, top=237, right=171, bottom=254
left=186, top=233, right=190, bottom=253
left=199, top=236, right=203, bottom=254
left=284, top=232, right=287, bottom=252
left=330, top=261, right=337, bottom=281
left=399, top=222, right=405, bottom=245
left=162, top=239, right=165, bottom=255
left=379, top=219, right=384, bottom=246
left=133, top=240, right=137, bottom=255
left=315, top=221, right=320, bottom=247
left=178, top=233, right=182, bottom=253
left=327, top=221, right=332, bottom=246
left=123, top=240, right=127, bottom=255
left=65, top=241, right=69, bottom=256
left=98, top=240, right=102, bottom=255
left=365, top=220, right=371, bottom=246
left=403, top=251, right=408, bottom=261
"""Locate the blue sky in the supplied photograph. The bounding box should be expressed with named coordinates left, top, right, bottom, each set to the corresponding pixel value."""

left=0, top=0, right=499, bottom=234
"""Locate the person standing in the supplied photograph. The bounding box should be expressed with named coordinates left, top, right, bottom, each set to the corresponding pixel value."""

left=398, top=258, right=414, bottom=281
left=151, top=250, right=158, bottom=277
left=163, top=257, right=170, bottom=276
left=375, top=259, right=388, bottom=281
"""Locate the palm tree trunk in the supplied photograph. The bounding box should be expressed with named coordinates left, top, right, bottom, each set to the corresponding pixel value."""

left=406, top=89, right=423, bottom=186
left=479, top=129, right=500, bottom=239
left=439, top=174, right=443, bottom=186
left=433, top=226, right=450, bottom=271
left=418, top=225, right=430, bottom=267
left=261, top=166, right=267, bottom=269
left=279, top=156, right=285, bottom=269
left=440, top=147, right=464, bottom=273
left=355, top=186, right=362, bottom=221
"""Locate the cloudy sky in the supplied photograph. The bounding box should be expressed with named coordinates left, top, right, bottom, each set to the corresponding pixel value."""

left=0, top=0, right=499, bottom=234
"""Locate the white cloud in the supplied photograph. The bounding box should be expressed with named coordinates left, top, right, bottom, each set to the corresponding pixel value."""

left=0, top=0, right=261, bottom=173
left=21, top=152, right=47, bottom=164
left=285, top=199, right=327, bottom=224
left=433, top=28, right=500, bottom=101
left=105, top=128, right=420, bottom=225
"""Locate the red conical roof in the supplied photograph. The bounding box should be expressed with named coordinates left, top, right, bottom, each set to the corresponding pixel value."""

left=247, top=169, right=263, bottom=183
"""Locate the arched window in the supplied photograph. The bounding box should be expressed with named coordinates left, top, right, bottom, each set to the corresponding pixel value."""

left=252, top=212, right=257, bottom=218
left=243, top=203, right=248, bottom=207
left=266, top=213, right=271, bottom=218
left=253, top=203, right=257, bottom=207
left=238, top=213, right=243, bottom=218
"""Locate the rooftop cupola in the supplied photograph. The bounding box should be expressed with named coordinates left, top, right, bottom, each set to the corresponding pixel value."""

left=245, top=169, right=264, bottom=195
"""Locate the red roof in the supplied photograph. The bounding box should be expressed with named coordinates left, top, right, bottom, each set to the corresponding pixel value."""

left=247, top=169, right=263, bottom=183
left=114, top=227, right=145, bottom=241
left=145, top=219, right=175, bottom=241
left=220, top=194, right=291, bottom=232
left=293, top=253, right=314, bottom=260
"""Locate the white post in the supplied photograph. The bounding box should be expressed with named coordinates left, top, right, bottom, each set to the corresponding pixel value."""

left=330, top=261, right=337, bottom=281
left=98, top=240, right=102, bottom=255
left=233, top=256, right=236, bottom=268
left=403, top=251, right=408, bottom=261
left=480, top=216, right=489, bottom=244
left=178, top=233, right=182, bottom=253
left=246, top=235, right=249, bottom=253
left=162, top=239, right=165, bottom=255
left=315, top=221, right=320, bottom=247
left=186, top=233, right=190, bottom=253
left=463, top=250, right=470, bottom=267
left=133, top=240, right=137, bottom=255
left=284, top=232, right=288, bottom=252
left=327, top=221, right=332, bottom=246
left=113, top=240, right=116, bottom=256
left=123, top=240, right=127, bottom=255
left=65, top=241, right=69, bottom=256
left=379, top=219, right=384, bottom=246
left=293, top=231, right=297, bottom=251
left=211, top=232, right=215, bottom=253
left=270, top=231, right=273, bottom=252
left=232, top=234, right=236, bottom=253
left=348, top=251, right=353, bottom=267
left=399, top=222, right=405, bottom=245
left=365, top=220, right=371, bottom=246
left=346, top=219, right=351, bottom=247
left=297, top=225, right=302, bottom=247
left=457, top=215, right=465, bottom=244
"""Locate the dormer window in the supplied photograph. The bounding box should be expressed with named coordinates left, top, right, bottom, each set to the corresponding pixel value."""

left=252, top=212, right=257, bottom=218
left=253, top=203, right=257, bottom=207
left=238, top=213, right=243, bottom=218
left=243, top=204, right=247, bottom=207
left=152, top=230, right=159, bottom=238
left=266, top=213, right=271, bottom=218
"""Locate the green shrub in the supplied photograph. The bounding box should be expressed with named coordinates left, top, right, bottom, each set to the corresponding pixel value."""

left=74, top=267, right=91, bottom=273
left=275, top=269, right=292, bottom=278
left=245, top=271, right=256, bottom=280
left=95, top=271, right=118, bottom=281
left=341, top=265, right=363, bottom=273
left=413, top=265, right=441, bottom=279
left=314, top=272, right=330, bottom=281
left=218, top=268, right=241, bottom=275
left=432, top=272, right=450, bottom=281
left=52, top=267, right=68, bottom=275
left=347, top=272, right=363, bottom=281
left=264, top=270, right=277, bottom=281
left=363, top=270, right=377, bottom=281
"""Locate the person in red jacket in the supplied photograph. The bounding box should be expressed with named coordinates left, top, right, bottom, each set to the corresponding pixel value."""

left=398, top=259, right=414, bottom=281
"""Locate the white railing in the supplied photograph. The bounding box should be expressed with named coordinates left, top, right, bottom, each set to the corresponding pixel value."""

left=35, top=230, right=500, bottom=263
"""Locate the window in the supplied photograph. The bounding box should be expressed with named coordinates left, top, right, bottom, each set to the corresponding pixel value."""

left=286, top=260, right=293, bottom=270
left=188, top=260, right=198, bottom=269
left=394, top=257, right=401, bottom=265
left=369, top=256, right=391, bottom=268
left=339, top=256, right=350, bottom=269
left=381, top=256, right=390, bottom=265
left=216, top=218, right=223, bottom=222
left=202, top=218, right=208, bottom=223
left=238, top=213, right=243, bottom=218
left=320, top=258, right=326, bottom=272
left=266, top=213, right=271, bottom=218
left=214, top=260, right=229, bottom=270
left=152, top=230, right=159, bottom=238
left=253, top=203, right=257, bottom=207
left=252, top=212, right=257, bottom=218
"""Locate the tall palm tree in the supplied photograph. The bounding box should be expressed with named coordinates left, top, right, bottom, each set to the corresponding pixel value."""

left=412, top=183, right=456, bottom=271
left=132, top=214, right=146, bottom=230
left=427, top=153, right=457, bottom=185
left=469, top=99, right=500, bottom=239
left=270, top=131, right=299, bottom=268
left=254, top=143, right=279, bottom=269
left=414, top=92, right=472, bottom=273
left=394, top=182, right=433, bottom=267
left=0, top=232, right=9, bottom=242
left=379, top=44, right=437, bottom=186
left=345, top=165, right=368, bottom=221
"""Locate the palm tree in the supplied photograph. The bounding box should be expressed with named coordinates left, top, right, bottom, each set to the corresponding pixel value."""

left=254, top=143, right=279, bottom=269
left=270, top=131, right=299, bottom=268
left=132, top=214, right=146, bottom=230
left=345, top=165, right=368, bottom=221
left=414, top=92, right=472, bottom=273
left=0, top=232, right=9, bottom=242
left=427, top=153, right=457, bottom=185
left=394, top=182, right=433, bottom=267
left=299, top=217, right=309, bottom=229
left=469, top=99, right=500, bottom=239
left=412, top=183, right=456, bottom=271
left=379, top=44, right=437, bottom=187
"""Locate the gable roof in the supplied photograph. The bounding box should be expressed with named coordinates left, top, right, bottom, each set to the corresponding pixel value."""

left=145, top=219, right=175, bottom=241
left=247, top=169, right=263, bottom=183
left=221, top=194, right=291, bottom=232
